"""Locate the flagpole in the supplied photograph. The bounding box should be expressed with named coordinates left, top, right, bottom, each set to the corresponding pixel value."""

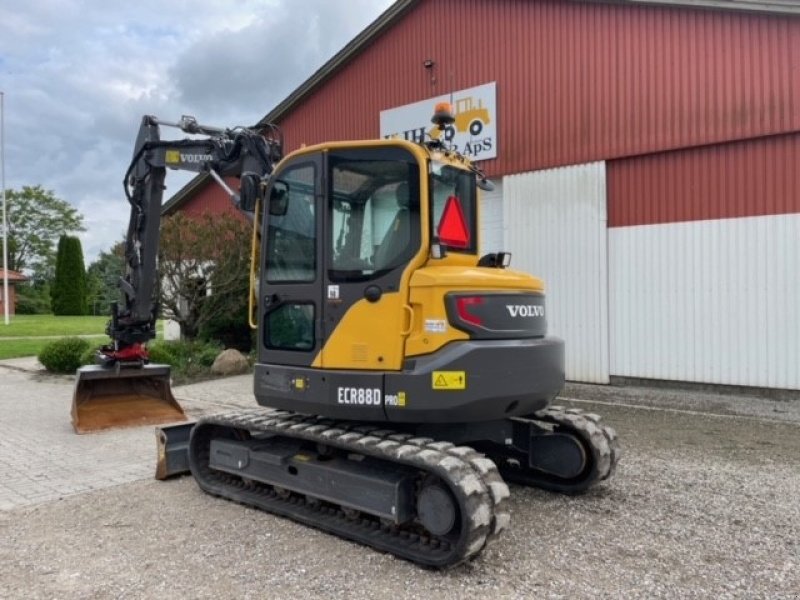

left=1, top=90, right=9, bottom=325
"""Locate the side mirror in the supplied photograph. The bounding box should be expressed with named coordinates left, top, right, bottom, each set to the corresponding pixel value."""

left=269, top=181, right=289, bottom=216
left=238, top=173, right=260, bottom=212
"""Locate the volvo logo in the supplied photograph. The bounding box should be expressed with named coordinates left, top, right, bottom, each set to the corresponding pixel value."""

left=506, top=305, right=544, bottom=318
left=180, top=153, right=214, bottom=163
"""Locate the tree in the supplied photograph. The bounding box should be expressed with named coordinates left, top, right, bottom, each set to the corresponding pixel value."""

left=4, top=185, right=84, bottom=281
left=14, top=280, right=51, bottom=314
left=158, top=212, right=251, bottom=340
left=86, top=241, right=125, bottom=316
left=51, top=235, right=87, bottom=315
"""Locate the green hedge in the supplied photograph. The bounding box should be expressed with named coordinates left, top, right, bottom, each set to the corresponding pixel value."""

left=38, top=337, right=91, bottom=373
left=147, top=340, right=221, bottom=369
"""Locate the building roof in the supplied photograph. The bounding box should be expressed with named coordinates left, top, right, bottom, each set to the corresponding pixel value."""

left=0, top=269, right=27, bottom=282
left=164, top=0, right=799, bottom=216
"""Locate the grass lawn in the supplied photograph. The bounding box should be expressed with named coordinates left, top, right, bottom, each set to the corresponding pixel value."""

left=0, top=338, right=53, bottom=360
left=0, top=315, right=166, bottom=359
left=0, top=315, right=109, bottom=338
left=0, top=315, right=108, bottom=360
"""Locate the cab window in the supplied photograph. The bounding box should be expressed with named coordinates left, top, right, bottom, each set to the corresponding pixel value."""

left=430, top=162, right=477, bottom=254
left=329, top=151, right=420, bottom=281
left=265, top=163, right=316, bottom=283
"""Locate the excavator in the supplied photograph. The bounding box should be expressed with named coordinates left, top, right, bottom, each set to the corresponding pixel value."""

left=75, top=105, right=619, bottom=568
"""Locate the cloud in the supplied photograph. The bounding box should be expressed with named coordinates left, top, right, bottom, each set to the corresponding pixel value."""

left=0, top=0, right=394, bottom=263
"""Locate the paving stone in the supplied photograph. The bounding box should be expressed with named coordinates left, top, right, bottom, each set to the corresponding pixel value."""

left=0, top=363, right=254, bottom=511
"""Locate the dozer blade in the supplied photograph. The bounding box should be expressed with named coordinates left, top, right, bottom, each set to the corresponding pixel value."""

left=72, top=364, right=187, bottom=434
left=155, top=421, right=195, bottom=480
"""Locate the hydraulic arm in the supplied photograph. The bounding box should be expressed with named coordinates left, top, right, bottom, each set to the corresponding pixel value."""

left=72, top=116, right=281, bottom=433
left=106, top=115, right=282, bottom=361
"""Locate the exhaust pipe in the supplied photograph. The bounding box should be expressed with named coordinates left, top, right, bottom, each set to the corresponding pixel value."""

left=72, top=364, right=187, bottom=434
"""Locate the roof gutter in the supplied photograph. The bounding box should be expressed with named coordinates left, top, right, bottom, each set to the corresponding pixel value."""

left=596, top=0, right=800, bottom=15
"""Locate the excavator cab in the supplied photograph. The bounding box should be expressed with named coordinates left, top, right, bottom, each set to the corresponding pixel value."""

left=247, top=139, right=563, bottom=422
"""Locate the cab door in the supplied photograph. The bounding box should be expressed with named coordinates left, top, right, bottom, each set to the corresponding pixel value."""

left=258, top=154, right=323, bottom=367
left=322, top=147, right=421, bottom=371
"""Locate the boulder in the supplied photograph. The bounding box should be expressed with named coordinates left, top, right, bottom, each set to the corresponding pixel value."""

left=211, top=348, right=250, bottom=376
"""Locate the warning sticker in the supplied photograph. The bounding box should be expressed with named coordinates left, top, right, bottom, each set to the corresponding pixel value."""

left=432, top=371, right=466, bottom=390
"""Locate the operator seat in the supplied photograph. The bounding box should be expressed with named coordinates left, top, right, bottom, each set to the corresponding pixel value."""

left=374, top=182, right=411, bottom=270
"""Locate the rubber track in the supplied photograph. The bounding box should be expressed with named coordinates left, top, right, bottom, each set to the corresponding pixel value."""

left=188, top=408, right=510, bottom=568
left=499, top=405, right=620, bottom=493
left=534, top=406, right=620, bottom=481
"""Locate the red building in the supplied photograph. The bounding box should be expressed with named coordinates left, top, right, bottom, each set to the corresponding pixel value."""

left=0, top=269, right=28, bottom=316
left=166, top=0, right=800, bottom=390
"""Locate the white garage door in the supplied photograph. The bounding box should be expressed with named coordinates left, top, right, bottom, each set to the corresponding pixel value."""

left=479, top=179, right=504, bottom=254
left=504, top=162, right=609, bottom=383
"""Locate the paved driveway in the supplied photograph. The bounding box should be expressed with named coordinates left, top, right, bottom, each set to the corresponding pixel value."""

left=0, top=358, right=253, bottom=510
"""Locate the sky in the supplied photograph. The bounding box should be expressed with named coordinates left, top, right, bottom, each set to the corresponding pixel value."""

left=0, top=0, right=395, bottom=264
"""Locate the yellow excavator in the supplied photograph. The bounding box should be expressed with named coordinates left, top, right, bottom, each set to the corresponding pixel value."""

left=76, top=104, right=618, bottom=567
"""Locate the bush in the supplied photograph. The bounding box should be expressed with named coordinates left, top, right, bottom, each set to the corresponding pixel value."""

left=38, top=337, right=91, bottom=373
left=147, top=339, right=222, bottom=370
left=79, top=346, right=99, bottom=366
left=199, top=310, right=253, bottom=353
left=146, top=340, right=181, bottom=366
left=15, top=283, right=52, bottom=314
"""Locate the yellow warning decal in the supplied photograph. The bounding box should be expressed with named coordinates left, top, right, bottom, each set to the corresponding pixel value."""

left=432, top=371, right=466, bottom=390
left=165, top=149, right=181, bottom=164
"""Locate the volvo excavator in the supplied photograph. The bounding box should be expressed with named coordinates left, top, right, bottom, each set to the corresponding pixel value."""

left=76, top=105, right=619, bottom=568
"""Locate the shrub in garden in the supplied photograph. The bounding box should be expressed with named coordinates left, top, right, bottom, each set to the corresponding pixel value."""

left=79, top=346, right=99, bottom=366
left=146, top=340, right=181, bottom=366
left=147, top=339, right=222, bottom=370
left=38, top=337, right=91, bottom=373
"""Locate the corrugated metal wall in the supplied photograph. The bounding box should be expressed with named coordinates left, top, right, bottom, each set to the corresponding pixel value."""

left=504, top=162, right=609, bottom=383
left=479, top=179, right=504, bottom=254
left=608, top=133, right=800, bottom=389
left=276, top=0, right=800, bottom=178
left=609, top=213, right=800, bottom=388
left=608, top=133, right=800, bottom=226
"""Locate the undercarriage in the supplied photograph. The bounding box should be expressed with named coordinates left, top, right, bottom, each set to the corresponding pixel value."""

left=158, top=405, right=618, bottom=568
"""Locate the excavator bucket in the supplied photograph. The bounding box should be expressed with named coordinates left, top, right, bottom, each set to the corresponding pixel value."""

left=71, top=364, right=187, bottom=434
left=155, top=421, right=195, bottom=480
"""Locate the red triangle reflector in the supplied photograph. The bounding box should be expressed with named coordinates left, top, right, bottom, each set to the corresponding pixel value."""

left=438, top=195, right=470, bottom=248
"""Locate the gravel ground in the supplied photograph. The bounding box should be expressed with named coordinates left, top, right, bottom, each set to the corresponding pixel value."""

left=1, top=398, right=798, bottom=599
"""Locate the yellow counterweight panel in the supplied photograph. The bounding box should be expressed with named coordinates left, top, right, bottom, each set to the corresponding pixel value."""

left=409, top=265, right=545, bottom=291
left=405, top=285, right=470, bottom=357
left=404, top=265, right=546, bottom=358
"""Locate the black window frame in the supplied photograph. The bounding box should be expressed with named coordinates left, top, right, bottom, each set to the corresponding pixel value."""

left=327, top=147, right=422, bottom=283
left=429, top=161, right=479, bottom=255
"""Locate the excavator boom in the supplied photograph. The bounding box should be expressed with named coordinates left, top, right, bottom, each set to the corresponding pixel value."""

left=72, top=115, right=281, bottom=433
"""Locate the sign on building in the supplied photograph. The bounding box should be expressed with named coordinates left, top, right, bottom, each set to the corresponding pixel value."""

left=380, top=82, right=497, bottom=161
